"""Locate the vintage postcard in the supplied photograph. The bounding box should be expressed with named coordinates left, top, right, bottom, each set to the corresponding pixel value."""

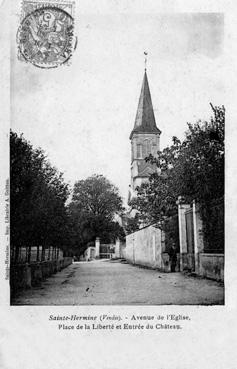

left=0, top=0, right=237, bottom=368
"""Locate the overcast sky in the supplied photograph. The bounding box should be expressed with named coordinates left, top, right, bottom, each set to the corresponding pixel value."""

left=11, top=10, right=224, bottom=203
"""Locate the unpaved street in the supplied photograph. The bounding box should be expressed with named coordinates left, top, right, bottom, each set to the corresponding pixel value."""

left=12, top=259, right=224, bottom=305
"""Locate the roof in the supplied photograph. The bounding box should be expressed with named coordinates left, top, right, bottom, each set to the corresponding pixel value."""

left=130, top=70, right=161, bottom=139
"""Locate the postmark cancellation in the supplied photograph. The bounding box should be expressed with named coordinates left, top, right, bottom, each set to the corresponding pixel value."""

left=17, top=0, right=76, bottom=68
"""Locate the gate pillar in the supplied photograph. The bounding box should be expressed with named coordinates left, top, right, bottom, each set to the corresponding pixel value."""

left=95, top=237, right=100, bottom=259
left=193, top=201, right=204, bottom=274
left=115, top=238, right=121, bottom=258
left=177, top=198, right=191, bottom=271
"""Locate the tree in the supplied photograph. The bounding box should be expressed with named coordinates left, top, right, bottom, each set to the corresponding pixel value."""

left=10, top=131, right=71, bottom=250
left=68, top=174, right=125, bottom=255
left=124, top=213, right=141, bottom=234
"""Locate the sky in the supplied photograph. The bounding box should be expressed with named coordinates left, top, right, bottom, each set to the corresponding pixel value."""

left=11, top=9, right=225, bottom=204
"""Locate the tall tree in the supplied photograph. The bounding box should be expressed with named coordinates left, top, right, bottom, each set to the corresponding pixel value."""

left=68, top=174, right=125, bottom=255
left=10, top=131, right=70, bottom=249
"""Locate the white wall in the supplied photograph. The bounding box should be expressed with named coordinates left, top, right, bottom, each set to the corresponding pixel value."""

left=125, top=225, right=167, bottom=270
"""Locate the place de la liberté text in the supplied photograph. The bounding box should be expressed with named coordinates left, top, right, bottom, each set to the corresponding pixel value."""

left=49, top=314, right=192, bottom=331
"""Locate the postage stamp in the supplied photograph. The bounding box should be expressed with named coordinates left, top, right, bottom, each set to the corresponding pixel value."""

left=17, top=0, right=76, bottom=68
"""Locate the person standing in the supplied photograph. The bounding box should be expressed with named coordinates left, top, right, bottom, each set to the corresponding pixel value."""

left=169, top=243, right=177, bottom=272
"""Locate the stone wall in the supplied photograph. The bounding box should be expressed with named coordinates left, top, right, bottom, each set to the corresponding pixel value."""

left=179, top=253, right=195, bottom=272
left=81, top=247, right=95, bottom=261
left=125, top=225, right=169, bottom=271
left=10, top=257, right=73, bottom=294
left=198, top=253, right=224, bottom=281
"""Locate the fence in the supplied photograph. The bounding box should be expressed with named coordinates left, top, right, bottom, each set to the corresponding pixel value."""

left=178, top=199, right=224, bottom=281
left=100, top=244, right=115, bottom=259
left=203, top=197, right=224, bottom=253
left=11, top=245, right=64, bottom=264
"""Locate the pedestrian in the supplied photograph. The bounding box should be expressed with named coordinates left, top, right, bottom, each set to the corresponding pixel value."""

left=169, top=243, right=177, bottom=272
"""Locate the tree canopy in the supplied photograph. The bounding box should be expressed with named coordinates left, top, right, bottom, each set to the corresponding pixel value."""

left=10, top=131, right=70, bottom=249
left=71, top=175, right=123, bottom=219
left=68, top=174, right=125, bottom=256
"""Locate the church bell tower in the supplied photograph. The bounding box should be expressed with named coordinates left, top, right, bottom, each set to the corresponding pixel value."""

left=129, top=69, right=161, bottom=194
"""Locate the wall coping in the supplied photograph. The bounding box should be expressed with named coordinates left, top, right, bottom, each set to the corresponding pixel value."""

left=126, top=222, right=161, bottom=236
left=199, top=253, right=224, bottom=257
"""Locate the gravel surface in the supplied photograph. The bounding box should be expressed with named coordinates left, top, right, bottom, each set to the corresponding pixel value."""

left=12, top=259, right=224, bottom=305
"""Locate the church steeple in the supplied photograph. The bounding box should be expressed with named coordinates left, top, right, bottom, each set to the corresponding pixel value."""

left=130, top=70, right=161, bottom=139
left=129, top=68, right=161, bottom=192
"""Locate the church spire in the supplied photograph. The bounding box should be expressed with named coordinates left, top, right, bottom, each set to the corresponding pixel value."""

left=129, top=70, right=161, bottom=139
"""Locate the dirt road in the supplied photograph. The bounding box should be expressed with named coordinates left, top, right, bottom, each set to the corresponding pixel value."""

left=12, top=259, right=224, bottom=305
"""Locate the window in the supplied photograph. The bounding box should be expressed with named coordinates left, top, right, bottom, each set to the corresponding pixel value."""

left=137, top=144, right=142, bottom=158
left=152, top=144, right=157, bottom=155
left=147, top=141, right=151, bottom=155
left=143, top=140, right=151, bottom=157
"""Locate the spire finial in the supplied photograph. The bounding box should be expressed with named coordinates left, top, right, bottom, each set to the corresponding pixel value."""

left=144, top=51, right=148, bottom=71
